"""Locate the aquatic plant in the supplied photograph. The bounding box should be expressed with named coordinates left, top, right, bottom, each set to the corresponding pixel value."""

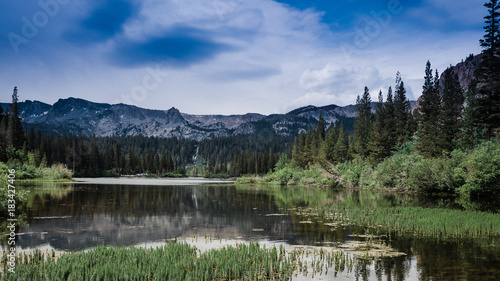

left=314, top=206, right=500, bottom=239
left=0, top=242, right=355, bottom=280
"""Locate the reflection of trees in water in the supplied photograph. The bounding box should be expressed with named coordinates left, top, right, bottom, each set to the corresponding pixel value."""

left=409, top=238, right=499, bottom=281
left=347, top=237, right=499, bottom=281
left=28, top=184, right=277, bottom=217
left=19, top=184, right=296, bottom=251
left=19, top=183, right=500, bottom=280
left=377, top=256, right=413, bottom=281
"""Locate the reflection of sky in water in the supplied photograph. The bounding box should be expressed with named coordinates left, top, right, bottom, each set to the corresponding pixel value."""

left=7, top=181, right=500, bottom=281
left=19, top=183, right=316, bottom=251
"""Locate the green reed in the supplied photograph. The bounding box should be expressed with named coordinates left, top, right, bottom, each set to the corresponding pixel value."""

left=315, top=206, right=500, bottom=239
left=1, top=242, right=355, bottom=280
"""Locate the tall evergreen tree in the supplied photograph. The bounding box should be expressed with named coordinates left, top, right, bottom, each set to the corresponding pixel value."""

left=384, top=87, right=397, bottom=151
left=352, top=86, right=373, bottom=158
left=393, top=72, right=412, bottom=145
left=322, top=122, right=337, bottom=163
left=369, top=90, right=388, bottom=163
left=474, top=0, right=500, bottom=140
left=416, top=61, right=442, bottom=157
left=480, top=0, right=500, bottom=50
left=316, top=113, right=326, bottom=141
left=0, top=105, right=7, bottom=161
left=303, top=126, right=315, bottom=167
left=0, top=103, right=4, bottom=125
left=333, top=119, right=349, bottom=163
left=439, top=69, right=465, bottom=152
left=460, top=82, right=481, bottom=150
left=6, top=87, right=26, bottom=149
left=292, top=132, right=307, bottom=168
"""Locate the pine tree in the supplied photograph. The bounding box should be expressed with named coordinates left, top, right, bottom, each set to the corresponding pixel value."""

left=316, top=113, right=326, bottom=140
left=6, top=87, right=26, bottom=149
left=394, top=72, right=412, bottom=146
left=115, top=144, right=122, bottom=174
left=384, top=87, right=397, bottom=152
left=352, top=86, right=373, bottom=158
left=303, top=127, right=314, bottom=167
left=333, top=119, right=349, bottom=163
left=0, top=104, right=4, bottom=128
left=90, top=140, right=101, bottom=176
left=322, top=121, right=337, bottom=163
left=0, top=105, right=7, bottom=161
left=369, top=90, right=388, bottom=163
left=439, top=68, right=464, bottom=153
left=292, top=132, right=307, bottom=168
left=416, top=61, right=442, bottom=157
left=460, top=82, right=480, bottom=150
left=480, top=0, right=500, bottom=50
left=474, top=0, right=500, bottom=140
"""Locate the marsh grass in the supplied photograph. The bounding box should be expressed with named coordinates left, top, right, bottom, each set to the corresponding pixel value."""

left=314, top=206, right=500, bottom=239
left=1, top=242, right=355, bottom=280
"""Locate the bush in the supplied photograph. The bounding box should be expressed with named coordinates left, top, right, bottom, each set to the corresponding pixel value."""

left=356, top=145, right=466, bottom=193
left=359, top=153, right=421, bottom=190
left=0, top=164, right=29, bottom=218
left=262, top=162, right=331, bottom=186
left=337, top=158, right=373, bottom=187
left=458, top=141, right=500, bottom=197
left=37, top=164, right=74, bottom=180
left=264, top=162, right=296, bottom=185
left=102, top=170, right=121, bottom=177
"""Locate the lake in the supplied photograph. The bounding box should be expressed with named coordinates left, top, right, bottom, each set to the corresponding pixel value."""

left=8, top=178, right=500, bottom=280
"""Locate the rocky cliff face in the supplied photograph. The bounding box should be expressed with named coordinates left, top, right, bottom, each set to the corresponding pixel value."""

left=438, top=54, right=482, bottom=92
left=4, top=97, right=391, bottom=140
left=413, top=53, right=482, bottom=113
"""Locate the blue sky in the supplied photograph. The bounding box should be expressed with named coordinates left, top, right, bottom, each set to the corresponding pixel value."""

left=0, top=0, right=485, bottom=114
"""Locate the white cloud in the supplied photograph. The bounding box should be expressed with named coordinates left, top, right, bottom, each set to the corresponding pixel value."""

left=0, top=0, right=486, bottom=116
left=294, top=63, right=392, bottom=108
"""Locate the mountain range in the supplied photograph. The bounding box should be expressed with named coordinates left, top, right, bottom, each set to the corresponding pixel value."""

left=0, top=52, right=477, bottom=141
left=1, top=98, right=419, bottom=140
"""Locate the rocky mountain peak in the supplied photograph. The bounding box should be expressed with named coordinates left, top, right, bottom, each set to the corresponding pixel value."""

left=439, top=53, right=482, bottom=92
left=8, top=97, right=418, bottom=140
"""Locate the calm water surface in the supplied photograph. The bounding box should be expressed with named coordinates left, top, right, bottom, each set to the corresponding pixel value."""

left=10, top=178, right=500, bottom=280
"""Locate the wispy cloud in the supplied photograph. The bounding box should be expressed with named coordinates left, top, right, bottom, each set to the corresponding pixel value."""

left=109, top=25, right=236, bottom=68
left=0, top=0, right=486, bottom=115
left=64, top=0, right=138, bottom=45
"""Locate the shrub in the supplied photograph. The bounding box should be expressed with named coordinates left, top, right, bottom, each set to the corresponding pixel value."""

left=102, top=170, right=121, bottom=177
left=336, top=158, right=373, bottom=187
left=37, top=164, right=73, bottom=180
left=264, top=163, right=296, bottom=185
left=458, top=141, right=500, bottom=197
left=358, top=147, right=465, bottom=193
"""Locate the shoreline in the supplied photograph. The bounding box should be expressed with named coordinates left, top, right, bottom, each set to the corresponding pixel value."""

left=73, top=177, right=235, bottom=186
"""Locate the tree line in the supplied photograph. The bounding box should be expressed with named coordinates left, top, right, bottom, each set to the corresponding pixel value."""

left=0, top=94, right=292, bottom=178
left=290, top=0, right=500, bottom=168
left=290, top=71, right=416, bottom=168
left=2, top=1, right=499, bottom=181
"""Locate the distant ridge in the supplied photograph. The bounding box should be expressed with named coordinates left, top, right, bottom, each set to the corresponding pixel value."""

left=2, top=98, right=415, bottom=140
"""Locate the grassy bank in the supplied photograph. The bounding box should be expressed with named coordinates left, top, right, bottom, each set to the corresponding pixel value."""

left=333, top=141, right=500, bottom=198
left=0, top=162, right=73, bottom=229
left=253, top=141, right=500, bottom=198
left=0, top=162, right=73, bottom=182
left=298, top=205, right=500, bottom=239
left=236, top=159, right=334, bottom=187
left=1, top=242, right=354, bottom=280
